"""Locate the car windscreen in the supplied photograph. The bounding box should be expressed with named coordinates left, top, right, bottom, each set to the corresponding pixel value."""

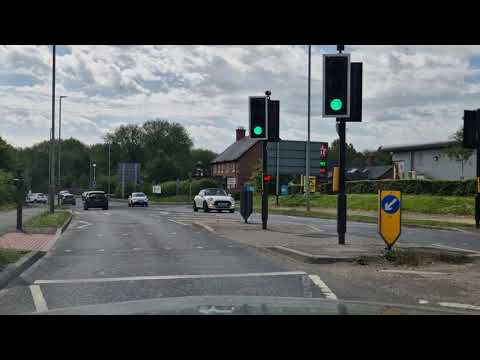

left=88, top=192, right=105, bottom=197
left=204, top=189, right=227, bottom=196
left=132, top=193, right=145, bottom=197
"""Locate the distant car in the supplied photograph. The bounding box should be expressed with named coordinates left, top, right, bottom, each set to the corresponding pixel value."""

left=84, top=191, right=108, bottom=210
left=59, top=190, right=70, bottom=197
left=193, top=188, right=235, bottom=213
left=128, top=192, right=149, bottom=207
left=81, top=191, right=90, bottom=201
left=27, top=193, right=48, bottom=204
left=61, top=193, right=76, bottom=206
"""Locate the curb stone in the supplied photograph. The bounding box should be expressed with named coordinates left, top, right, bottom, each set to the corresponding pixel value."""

left=0, top=210, right=74, bottom=290
left=0, top=251, right=45, bottom=290
left=269, top=246, right=356, bottom=264
left=192, top=221, right=216, bottom=233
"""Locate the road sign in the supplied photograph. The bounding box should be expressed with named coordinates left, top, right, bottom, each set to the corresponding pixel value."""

left=152, top=185, right=162, bottom=194
left=92, top=180, right=96, bottom=188
left=303, top=176, right=316, bottom=193
left=281, top=185, right=288, bottom=196
left=378, top=190, right=402, bottom=248
left=323, top=54, right=351, bottom=118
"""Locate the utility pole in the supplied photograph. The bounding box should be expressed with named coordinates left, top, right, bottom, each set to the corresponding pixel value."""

left=262, top=91, right=271, bottom=230
left=306, top=45, right=311, bottom=211
left=58, top=95, right=67, bottom=206
left=336, top=44, right=347, bottom=245
left=49, top=45, right=56, bottom=213
left=108, top=142, right=111, bottom=197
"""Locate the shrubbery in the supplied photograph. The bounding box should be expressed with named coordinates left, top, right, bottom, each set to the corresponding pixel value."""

left=0, top=170, right=15, bottom=205
left=318, top=179, right=476, bottom=196
left=157, top=178, right=221, bottom=197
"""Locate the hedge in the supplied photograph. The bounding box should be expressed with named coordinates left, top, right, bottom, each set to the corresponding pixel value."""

left=0, top=170, right=15, bottom=205
left=318, top=179, right=477, bottom=196
left=157, top=178, right=221, bottom=197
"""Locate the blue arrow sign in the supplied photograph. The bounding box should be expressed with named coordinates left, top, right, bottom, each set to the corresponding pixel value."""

left=381, top=194, right=400, bottom=214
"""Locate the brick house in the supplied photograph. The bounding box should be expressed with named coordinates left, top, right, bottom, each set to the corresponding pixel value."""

left=211, top=127, right=262, bottom=191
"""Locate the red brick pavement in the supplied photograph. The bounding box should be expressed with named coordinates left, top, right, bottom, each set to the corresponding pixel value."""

left=0, top=232, right=55, bottom=251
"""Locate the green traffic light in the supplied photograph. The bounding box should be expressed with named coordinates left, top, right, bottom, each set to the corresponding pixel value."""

left=320, top=161, right=327, bottom=167
left=253, top=126, right=263, bottom=136
left=330, top=98, right=343, bottom=111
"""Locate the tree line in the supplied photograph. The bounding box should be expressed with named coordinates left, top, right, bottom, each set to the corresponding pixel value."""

left=0, top=119, right=218, bottom=195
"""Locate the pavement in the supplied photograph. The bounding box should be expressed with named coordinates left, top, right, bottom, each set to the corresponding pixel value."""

left=1, top=201, right=480, bottom=314
left=0, top=204, right=47, bottom=236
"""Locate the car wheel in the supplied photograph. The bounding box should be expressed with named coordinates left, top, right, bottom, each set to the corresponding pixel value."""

left=229, top=209, right=235, bottom=213
left=193, top=202, right=198, bottom=212
left=203, top=201, right=209, bottom=213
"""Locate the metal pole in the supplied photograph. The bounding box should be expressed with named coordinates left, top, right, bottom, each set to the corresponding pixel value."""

left=57, top=96, right=62, bottom=207
left=49, top=45, right=56, bottom=213
left=108, top=142, right=111, bottom=197
left=122, top=163, right=125, bottom=199
left=476, top=144, right=480, bottom=228
left=276, top=141, right=280, bottom=205
left=262, top=140, right=268, bottom=230
left=337, top=44, right=347, bottom=245
left=306, top=45, right=311, bottom=211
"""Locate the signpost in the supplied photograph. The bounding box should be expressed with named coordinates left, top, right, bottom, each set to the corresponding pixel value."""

left=303, top=176, right=316, bottom=193
left=378, top=190, right=402, bottom=249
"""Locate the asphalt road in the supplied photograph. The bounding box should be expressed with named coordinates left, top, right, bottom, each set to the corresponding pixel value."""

left=0, top=200, right=325, bottom=314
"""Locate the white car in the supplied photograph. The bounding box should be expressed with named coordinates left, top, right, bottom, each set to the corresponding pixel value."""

left=27, top=193, right=48, bottom=204
left=193, top=188, right=235, bottom=213
left=128, top=192, right=149, bottom=207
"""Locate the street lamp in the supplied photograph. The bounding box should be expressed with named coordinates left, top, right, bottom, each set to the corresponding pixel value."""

left=49, top=45, right=56, bottom=213
left=57, top=95, right=67, bottom=206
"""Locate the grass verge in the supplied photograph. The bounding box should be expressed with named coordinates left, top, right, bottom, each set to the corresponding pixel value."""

left=258, top=207, right=475, bottom=230
left=254, top=193, right=475, bottom=216
left=24, top=210, right=70, bottom=229
left=0, top=249, right=28, bottom=270
left=0, top=203, right=16, bottom=212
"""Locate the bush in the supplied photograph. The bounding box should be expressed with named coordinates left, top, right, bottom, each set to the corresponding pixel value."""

left=0, top=170, right=15, bottom=205
left=319, top=179, right=476, bottom=196
left=158, top=178, right=221, bottom=197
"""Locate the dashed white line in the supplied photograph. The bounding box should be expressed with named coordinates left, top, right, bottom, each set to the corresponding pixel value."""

left=379, top=270, right=445, bottom=275
left=97, top=249, right=105, bottom=252
left=34, top=271, right=308, bottom=285
left=104, top=212, right=111, bottom=216
left=438, top=302, right=480, bottom=311
left=76, top=221, right=92, bottom=229
left=29, top=285, right=48, bottom=312
left=64, top=249, right=71, bottom=253
left=308, top=275, right=338, bottom=300
left=431, top=244, right=479, bottom=254
left=418, top=299, right=429, bottom=305
left=168, top=219, right=189, bottom=226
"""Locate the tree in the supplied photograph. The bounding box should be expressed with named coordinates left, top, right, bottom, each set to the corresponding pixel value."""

left=362, top=148, right=392, bottom=166
left=327, top=139, right=367, bottom=169
left=446, top=127, right=473, bottom=180
left=190, top=148, right=218, bottom=176
left=0, top=136, right=15, bottom=171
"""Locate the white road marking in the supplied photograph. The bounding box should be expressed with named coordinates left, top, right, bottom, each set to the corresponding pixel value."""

left=34, top=271, right=308, bottom=285
left=168, top=219, right=189, bottom=226
left=97, top=249, right=105, bottom=252
left=195, top=246, right=204, bottom=249
left=158, top=211, right=169, bottom=215
left=76, top=221, right=92, bottom=229
left=419, top=299, right=429, bottom=305
left=104, top=212, right=111, bottom=216
left=133, top=247, right=143, bottom=251
left=64, top=249, right=71, bottom=253
left=438, top=302, right=480, bottom=311
left=431, top=244, right=479, bottom=254
left=29, top=285, right=48, bottom=312
left=146, top=233, right=153, bottom=236
left=97, top=234, right=104, bottom=237
left=379, top=270, right=445, bottom=275
left=307, top=224, right=325, bottom=233
left=308, top=275, right=338, bottom=300
left=122, top=233, right=129, bottom=236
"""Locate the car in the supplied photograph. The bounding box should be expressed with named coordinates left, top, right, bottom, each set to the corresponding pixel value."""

left=61, top=193, right=76, bottom=205
left=81, top=191, right=90, bottom=201
left=128, top=192, right=149, bottom=207
left=84, top=191, right=108, bottom=210
left=27, top=193, right=48, bottom=204
left=59, top=190, right=70, bottom=197
left=193, top=188, right=235, bottom=213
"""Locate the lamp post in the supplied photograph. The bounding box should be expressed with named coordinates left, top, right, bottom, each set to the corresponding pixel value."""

left=93, top=163, right=97, bottom=188
left=57, top=95, right=67, bottom=206
left=108, top=142, right=111, bottom=198
left=49, top=45, right=56, bottom=213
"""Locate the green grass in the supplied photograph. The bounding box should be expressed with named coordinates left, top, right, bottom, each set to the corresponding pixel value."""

left=253, top=193, right=475, bottom=216
left=24, top=210, right=70, bottom=229
left=259, top=207, right=475, bottom=230
left=0, top=249, right=28, bottom=270
left=0, top=203, right=16, bottom=212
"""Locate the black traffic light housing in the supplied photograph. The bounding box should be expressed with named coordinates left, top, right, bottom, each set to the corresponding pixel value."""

left=323, top=54, right=350, bottom=118
left=249, top=96, right=268, bottom=140
left=319, top=142, right=328, bottom=175
left=268, top=100, right=280, bottom=142
left=464, top=110, right=480, bottom=149
left=345, top=62, right=362, bottom=122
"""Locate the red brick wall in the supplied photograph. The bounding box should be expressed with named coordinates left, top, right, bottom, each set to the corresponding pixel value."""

left=236, top=142, right=262, bottom=190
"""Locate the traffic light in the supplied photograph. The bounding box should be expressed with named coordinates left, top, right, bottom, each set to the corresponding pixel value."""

left=249, top=96, right=268, bottom=140
left=345, top=62, right=362, bottom=122
left=263, top=175, right=273, bottom=183
left=319, top=142, right=328, bottom=175
left=464, top=110, right=479, bottom=149
left=323, top=54, right=350, bottom=118
left=268, top=100, right=280, bottom=142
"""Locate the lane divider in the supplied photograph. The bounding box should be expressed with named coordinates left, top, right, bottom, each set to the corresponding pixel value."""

left=308, top=274, right=338, bottom=300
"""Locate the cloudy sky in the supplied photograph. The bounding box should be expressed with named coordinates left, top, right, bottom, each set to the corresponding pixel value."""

left=1, top=45, right=480, bottom=154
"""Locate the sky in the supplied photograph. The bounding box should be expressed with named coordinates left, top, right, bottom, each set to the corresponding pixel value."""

left=1, top=45, right=480, bottom=154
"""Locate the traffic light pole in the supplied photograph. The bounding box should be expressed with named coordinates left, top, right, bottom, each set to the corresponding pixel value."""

left=337, top=119, right=347, bottom=244
left=476, top=142, right=480, bottom=228
left=262, top=139, right=268, bottom=230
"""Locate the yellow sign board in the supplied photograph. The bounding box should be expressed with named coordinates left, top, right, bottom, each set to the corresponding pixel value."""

left=477, top=177, right=480, bottom=194
left=332, top=167, right=340, bottom=193
left=378, top=190, right=401, bottom=248
left=302, top=176, right=316, bottom=193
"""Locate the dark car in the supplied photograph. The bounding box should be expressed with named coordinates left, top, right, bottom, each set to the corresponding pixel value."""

left=61, top=193, right=76, bottom=206
left=84, top=191, right=109, bottom=210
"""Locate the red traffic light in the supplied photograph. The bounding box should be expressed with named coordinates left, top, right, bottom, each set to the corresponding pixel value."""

left=320, top=168, right=327, bottom=174
left=263, top=175, right=273, bottom=183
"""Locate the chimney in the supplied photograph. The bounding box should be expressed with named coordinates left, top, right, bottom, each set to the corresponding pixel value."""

left=367, top=154, right=376, bottom=167
left=236, top=127, right=246, bottom=142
